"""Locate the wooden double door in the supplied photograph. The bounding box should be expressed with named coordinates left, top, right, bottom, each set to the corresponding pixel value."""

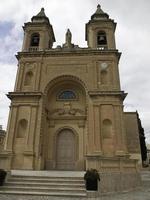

left=56, top=129, right=76, bottom=170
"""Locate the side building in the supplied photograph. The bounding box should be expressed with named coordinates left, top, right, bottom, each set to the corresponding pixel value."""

left=124, top=112, right=142, bottom=162
left=0, top=126, right=6, bottom=152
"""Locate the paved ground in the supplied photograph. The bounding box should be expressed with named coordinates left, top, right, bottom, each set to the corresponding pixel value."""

left=0, top=171, right=149, bottom=200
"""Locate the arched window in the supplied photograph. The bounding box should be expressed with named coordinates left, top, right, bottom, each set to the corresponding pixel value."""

left=24, top=71, right=33, bottom=86
left=57, top=90, right=77, bottom=100
left=30, top=33, right=40, bottom=47
left=102, top=119, right=112, bottom=139
left=97, top=31, right=107, bottom=46
left=17, top=119, right=28, bottom=138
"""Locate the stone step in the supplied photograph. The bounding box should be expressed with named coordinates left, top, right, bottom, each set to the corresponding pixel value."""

left=0, top=185, right=86, bottom=193
left=7, top=177, right=84, bottom=184
left=5, top=181, right=85, bottom=188
left=141, top=176, right=150, bottom=181
left=10, top=170, right=85, bottom=178
left=4, top=171, right=86, bottom=197
left=9, top=175, right=84, bottom=180
left=140, top=171, right=150, bottom=187
left=142, top=180, right=150, bottom=187
left=0, top=170, right=87, bottom=197
left=0, top=190, right=87, bottom=197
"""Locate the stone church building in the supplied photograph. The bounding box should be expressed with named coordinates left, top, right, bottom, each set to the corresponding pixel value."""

left=0, top=5, right=141, bottom=192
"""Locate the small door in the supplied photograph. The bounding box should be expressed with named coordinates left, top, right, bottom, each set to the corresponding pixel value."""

left=56, top=129, right=75, bottom=170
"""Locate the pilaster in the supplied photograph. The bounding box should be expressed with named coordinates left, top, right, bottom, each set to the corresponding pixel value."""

left=5, top=106, right=18, bottom=152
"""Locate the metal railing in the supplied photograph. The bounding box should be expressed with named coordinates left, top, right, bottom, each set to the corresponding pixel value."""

left=29, top=47, right=39, bottom=51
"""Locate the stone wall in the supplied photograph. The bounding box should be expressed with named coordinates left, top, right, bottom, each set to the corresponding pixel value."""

left=0, top=126, right=6, bottom=152
left=124, top=112, right=141, bottom=162
left=98, top=171, right=141, bottom=194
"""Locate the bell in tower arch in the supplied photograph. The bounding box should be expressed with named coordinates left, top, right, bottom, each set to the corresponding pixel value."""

left=97, top=31, right=107, bottom=46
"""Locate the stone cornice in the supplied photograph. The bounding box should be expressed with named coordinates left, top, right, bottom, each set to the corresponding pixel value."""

left=88, top=90, right=127, bottom=100
left=0, top=151, right=13, bottom=157
left=23, top=22, right=51, bottom=29
left=86, top=154, right=131, bottom=160
left=16, top=49, right=121, bottom=60
left=7, top=92, right=43, bottom=100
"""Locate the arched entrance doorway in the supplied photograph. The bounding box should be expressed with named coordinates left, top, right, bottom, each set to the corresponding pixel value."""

left=44, top=75, right=87, bottom=171
left=56, top=129, right=76, bottom=170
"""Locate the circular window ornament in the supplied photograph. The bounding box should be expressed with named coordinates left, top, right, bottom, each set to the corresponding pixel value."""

left=101, top=62, right=108, bottom=71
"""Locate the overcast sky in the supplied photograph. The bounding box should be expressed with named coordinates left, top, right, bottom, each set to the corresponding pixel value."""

left=0, top=0, right=150, bottom=143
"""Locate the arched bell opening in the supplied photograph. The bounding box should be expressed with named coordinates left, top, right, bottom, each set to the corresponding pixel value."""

left=30, top=33, right=40, bottom=47
left=97, top=31, right=107, bottom=49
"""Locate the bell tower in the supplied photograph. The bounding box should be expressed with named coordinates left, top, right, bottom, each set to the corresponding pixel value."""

left=86, top=5, right=116, bottom=49
left=85, top=5, right=121, bottom=92
left=22, top=8, right=55, bottom=51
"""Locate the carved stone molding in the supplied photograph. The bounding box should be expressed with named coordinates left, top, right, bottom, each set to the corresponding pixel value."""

left=49, top=108, right=86, bottom=117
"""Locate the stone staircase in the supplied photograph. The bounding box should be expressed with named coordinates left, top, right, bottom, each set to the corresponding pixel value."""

left=141, top=170, right=150, bottom=187
left=0, top=170, right=87, bottom=197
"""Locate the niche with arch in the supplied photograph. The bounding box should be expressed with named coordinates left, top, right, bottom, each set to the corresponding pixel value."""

left=24, top=71, right=34, bottom=86
left=101, top=70, right=108, bottom=85
left=17, top=119, right=28, bottom=138
left=102, top=119, right=114, bottom=155
left=102, top=119, right=112, bottom=139
left=30, top=33, right=40, bottom=47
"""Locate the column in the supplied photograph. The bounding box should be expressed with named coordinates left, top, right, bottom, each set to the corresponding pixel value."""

left=87, top=103, right=95, bottom=154
left=24, top=106, right=37, bottom=152
left=5, top=106, right=18, bottom=151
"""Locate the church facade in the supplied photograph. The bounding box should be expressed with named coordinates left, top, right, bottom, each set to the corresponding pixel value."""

left=0, top=5, right=141, bottom=188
